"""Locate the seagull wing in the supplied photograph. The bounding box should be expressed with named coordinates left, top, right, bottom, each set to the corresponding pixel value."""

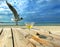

left=6, top=1, right=20, bottom=19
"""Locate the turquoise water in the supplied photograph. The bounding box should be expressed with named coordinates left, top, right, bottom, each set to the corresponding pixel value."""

left=0, top=22, right=60, bottom=26
left=35, top=23, right=60, bottom=26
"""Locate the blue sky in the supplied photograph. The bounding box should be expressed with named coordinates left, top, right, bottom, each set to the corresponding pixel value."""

left=0, top=0, right=60, bottom=24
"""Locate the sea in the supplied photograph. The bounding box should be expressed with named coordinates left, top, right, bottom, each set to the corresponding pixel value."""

left=0, top=22, right=60, bottom=26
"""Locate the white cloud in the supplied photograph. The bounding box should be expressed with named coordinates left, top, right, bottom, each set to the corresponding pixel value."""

left=37, top=0, right=44, bottom=3
left=0, top=7, right=12, bottom=15
left=0, top=7, right=10, bottom=11
left=37, top=0, right=52, bottom=4
left=0, top=2, right=7, bottom=7
left=0, top=16, right=3, bottom=18
left=0, top=8, right=4, bottom=11
left=45, top=0, right=51, bottom=1
left=25, top=11, right=37, bottom=14
left=0, top=0, right=29, bottom=14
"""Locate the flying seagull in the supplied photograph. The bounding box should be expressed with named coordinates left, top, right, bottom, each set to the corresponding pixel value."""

left=6, top=1, right=23, bottom=25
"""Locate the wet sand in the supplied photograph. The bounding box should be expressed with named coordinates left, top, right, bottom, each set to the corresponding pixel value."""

left=0, top=26, right=60, bottom=47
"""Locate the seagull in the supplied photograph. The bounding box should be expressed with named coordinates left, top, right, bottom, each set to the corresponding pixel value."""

left=6, top=1, right=23, bottom=25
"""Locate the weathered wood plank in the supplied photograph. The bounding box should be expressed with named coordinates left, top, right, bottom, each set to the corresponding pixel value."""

left=12, top=28, right=34, bottom=47
left=0, top=28, right=3, bottom=35
left=0, top=28, right=13, bottom=47
left=0, top=27, right=60, bottom=47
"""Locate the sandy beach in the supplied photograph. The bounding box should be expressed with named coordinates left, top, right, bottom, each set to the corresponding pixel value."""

left=0, top=26, right=60, bottom=47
